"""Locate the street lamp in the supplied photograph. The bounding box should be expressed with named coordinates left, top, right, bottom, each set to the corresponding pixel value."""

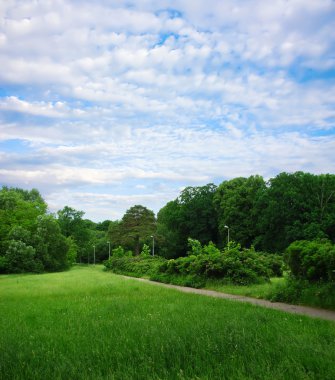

left=107, top=241, right=111, bottom=259
left=224, top=225, right=230, bottom=248
left=150, top=235, right=155, bottom=256
left=93, top=245, right=96, bottom=265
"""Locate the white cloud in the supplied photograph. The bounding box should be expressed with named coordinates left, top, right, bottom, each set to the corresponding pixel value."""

left=0, top=96, right=84, bottom=118
left=0, top=0, right=334, bottom=220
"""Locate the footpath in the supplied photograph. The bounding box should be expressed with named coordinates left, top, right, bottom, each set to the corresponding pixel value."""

left=123, top=276, right=335, bottom=322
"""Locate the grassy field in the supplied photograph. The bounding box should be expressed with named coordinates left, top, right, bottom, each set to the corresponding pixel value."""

left=1, top=266, right=335, bottom=380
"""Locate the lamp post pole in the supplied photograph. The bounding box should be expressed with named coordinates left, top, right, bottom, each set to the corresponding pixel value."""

left=107, top=241, right=111, bottom=259
left=224, top=225, right=230, bottom=249
left=151, top=235, right=155, bottom=256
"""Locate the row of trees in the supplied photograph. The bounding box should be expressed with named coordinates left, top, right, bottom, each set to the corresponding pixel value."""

left=106, top=172, right=334, bottom=258
left=153, top=172, right=335, bottom=257
left=1, top=171, right=334, bottom=272
left=0, top=188, right=112, bottom=273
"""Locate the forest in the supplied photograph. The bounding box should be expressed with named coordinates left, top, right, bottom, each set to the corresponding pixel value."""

left=0, top=171, right=334, bottom=274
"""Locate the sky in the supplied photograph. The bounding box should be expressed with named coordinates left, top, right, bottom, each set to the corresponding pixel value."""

left=0, top=0, right=335, bottom=221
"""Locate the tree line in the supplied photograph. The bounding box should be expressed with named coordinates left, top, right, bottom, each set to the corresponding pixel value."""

left=117, top=171, right=334, bottom=258
left=0, top=171, right=334, bottom=273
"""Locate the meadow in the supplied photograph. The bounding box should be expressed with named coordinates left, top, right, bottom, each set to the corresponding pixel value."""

left=1, top=266, right=335, bottom=380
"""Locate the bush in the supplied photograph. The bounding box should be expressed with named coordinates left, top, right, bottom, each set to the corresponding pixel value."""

left=261, top=253, right=284, bottom=277
left=104, top=241, right=284, bottom=287
left=269, top=276, right=335, bottom=310
left=111, top=246, right=132, bottom=258
left=140, top=244, right=151, bottom=257
left=285, top=239, right=335, bottom=283
left=150, top=272, right=206, bottom=288
left=4, top=240, right=43, bottom=273
left=104, top=256, right=165, bottom=278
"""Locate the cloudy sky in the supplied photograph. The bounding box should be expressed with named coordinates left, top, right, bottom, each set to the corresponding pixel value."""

left=0, top=0, right=334, bottom=221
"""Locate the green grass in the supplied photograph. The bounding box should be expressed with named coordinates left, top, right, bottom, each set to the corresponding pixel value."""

left=205, top=277, right=335, bottom=310
left=205, top=277, right=285, bottom=299
left=1, top=266, right=335, bottom=380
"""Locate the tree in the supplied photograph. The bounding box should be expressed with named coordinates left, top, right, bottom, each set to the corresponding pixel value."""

left=178, top=184, right=219, bottom=244
left=115, top=205, right=156, bottom=255
left=157, top=184, right=219, bottom=258
left=34, top=215, right=69, bottom=271
left=285, top=239, right=335, bottom=283
left=0, top=187, right=47, bottom=251
left=66, top=237, right=78, bottom=266
left=96, top=220, right=112, bottom=232
left=57, top=206, right=85, bottom=238
left=3, top=240, right=42, bottom=273
left=255, top=172, right=335, bottom=252
left=0, top=187, right=47, bottom=268
left=156, top=200, right=184, bottom=258
left=214, top=176, right=266, bottom=248
left=57, top=206, right=90, bottom=262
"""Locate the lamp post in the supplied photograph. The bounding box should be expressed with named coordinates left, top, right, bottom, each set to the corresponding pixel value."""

left=224, top=225, right=230, bottom=248
left=151, top=235, right=155, bottom=256
left=93, top=245, right=96, bottom=265
left=107, top=241, right=111, bottom=259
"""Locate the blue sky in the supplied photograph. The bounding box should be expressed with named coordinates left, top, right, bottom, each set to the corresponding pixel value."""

left=0, top=0, right=334, bottom=221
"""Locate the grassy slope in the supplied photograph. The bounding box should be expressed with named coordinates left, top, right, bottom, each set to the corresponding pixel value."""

left=1, top=266, right=335, bottom=380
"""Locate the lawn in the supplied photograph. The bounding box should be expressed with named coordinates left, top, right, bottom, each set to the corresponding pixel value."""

left=1, top=265, right=334, bottom=380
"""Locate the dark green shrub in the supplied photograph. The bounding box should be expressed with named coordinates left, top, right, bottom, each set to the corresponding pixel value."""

left=285, top=239, right=335, bottom=282
left=260, top=253, right=284, bottom=277
left=4, top=240, right=43, bottom=273
left=160, top=244, right=272, bottom=285
left=150, top=272, right=206, bottom=288
left=104, top=256, right=165, bottom=278
left=104, top=241, right=283, bottom=287
left=269, top=276, right=335, bottom=310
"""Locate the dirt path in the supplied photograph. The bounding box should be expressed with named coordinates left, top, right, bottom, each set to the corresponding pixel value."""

left=122, top=276, right=335, bottom=322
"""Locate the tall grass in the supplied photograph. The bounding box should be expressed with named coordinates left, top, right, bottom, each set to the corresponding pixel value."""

left=205, top=277, right=285, bottom=298
left=1, top=265, right=335, bottom=379
left=206, top=277, right=335, bottom=310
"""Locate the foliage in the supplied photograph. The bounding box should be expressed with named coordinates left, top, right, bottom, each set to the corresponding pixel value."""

left=108, top=205, right=156, bottom=255
left=66, top=237, right=78, bottom=266
left=110, top=245, right=132, bottom=258
left=268, top=276, right=335, bottom=310
left=140, top=243, right=151, bottom=257
left=0, top=187, right=46, bottom=253
left=214, top=175, right=266, bottom=248
left=34, top=215, right=70, bottom=272
left=255, top=172, right=335, bottom=252
left=161, top=242, right=272, bottom=285
left=104, top=255, right=165, bottom=278
left=157, top=184, right=218, bottom=258
left=0, top=187, right=71, bottom=273
left=156, top=200, right=184, bottom=258
left=112, top=245, right=125, bottom=257
left=285, top=239, right=335, bottom=283
left=261, top=253, right=285, bottom=277
left=105, top=240, right=283, bottom=286
left=187, top=238, right=203, bottom=256
left=96, top=220, right=111, bottom=232
left=57, top=206, right=91, bottom=262
left=177, top=184, right=219, bottom=244
left=3, top=240, right=43, bottom=273
left=157, top=172, right=335, bottom=257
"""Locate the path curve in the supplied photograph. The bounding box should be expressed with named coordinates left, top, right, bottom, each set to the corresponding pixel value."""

left=122, top=276, right=335, bottom=322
